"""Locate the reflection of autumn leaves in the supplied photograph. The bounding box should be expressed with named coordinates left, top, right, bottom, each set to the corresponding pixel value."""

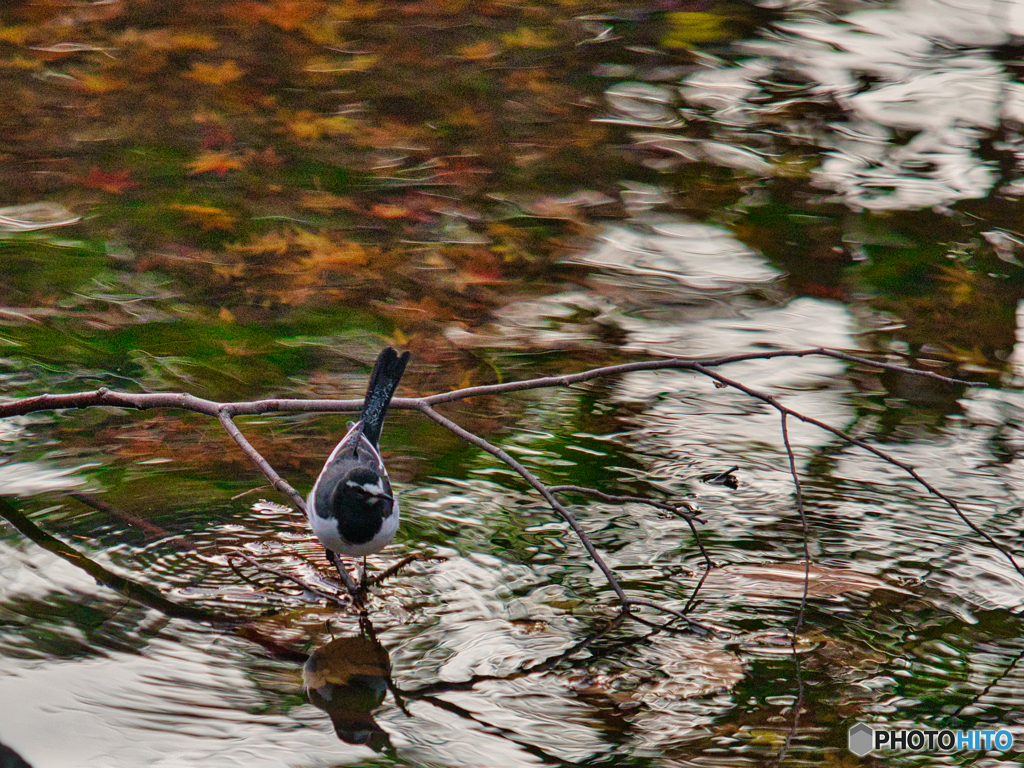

left=79, top=167, right=138, bottom=194
left=222, top=0, right=329, bottom=31
left=4, top=0, right=599, bottom=347
left=279, top=110, right=359, bottom=143
left=212, top=228, right=379, bottom=306
left=184, top=60, right=245, bottom=85
left=179, top=224, right=545, bottom=327
left=86, top=413, right=316, bottom=470
left=169, top=204, right=238, bottom=231
left=187, top=151, right=246, bottom=176
left=4, top=0, right=615, bottom=243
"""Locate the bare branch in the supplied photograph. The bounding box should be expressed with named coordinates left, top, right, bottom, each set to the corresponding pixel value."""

left=0, top=496, right=230, bottom=624
left=217, top=407, right=307, bottom=512
left=0, top=348, right=976, bottom=420
left=0, top=346, right=1012, bottom=628
left=421, top=348, right=978, bottom=405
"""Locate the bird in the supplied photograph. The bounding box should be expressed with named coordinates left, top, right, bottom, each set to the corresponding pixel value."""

left=307, top=347, right=410, bottom=597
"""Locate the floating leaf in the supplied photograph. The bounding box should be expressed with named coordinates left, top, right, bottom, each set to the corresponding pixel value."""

left=328, top=0, right=382, bottom=21
left=79, top=167, right=137, bottom=194
left=389, top=326, right=409, bottom=347
left=367, top=203, right=411, bottom=220
left=184, top=60, right=244, bottom=85
left=0, top=26, right=30, bottom=45
left=169, top=203, right=237, bottom=231
left=120, top=29, right=218, bottom=50
left=230, top=231, right=291, bottom=256
left=501, top=28, right=557, bottom=49
left=662, top=12, right=731, bottom=48
left=281, top=111, right=359, bottom=142
left=459, top=40, right=500, bottom=61
left=263, top=0, right=327, bottom=30
left=70, top=71, right=126, bottom=93
left=293, top=229, right=368, bottom=268
left=187, top=151, right=245, bottom=176
left=319, top=115, right=359, bottom=135
left=297, top=191, right=355, bottom=212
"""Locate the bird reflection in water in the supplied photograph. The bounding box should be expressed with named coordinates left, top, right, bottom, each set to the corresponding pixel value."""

left=303, top=619, right=394, bottom=751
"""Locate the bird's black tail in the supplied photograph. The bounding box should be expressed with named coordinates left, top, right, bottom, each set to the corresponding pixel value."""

left=361, top=347, right=410, bottom=446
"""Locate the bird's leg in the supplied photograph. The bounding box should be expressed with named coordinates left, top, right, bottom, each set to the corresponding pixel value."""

left=326, top=548, right=364, bottom=607
left=360, top=555, right=369, bottom=591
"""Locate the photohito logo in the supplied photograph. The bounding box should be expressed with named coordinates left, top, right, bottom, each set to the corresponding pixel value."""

left=848, top=722, right=1014, bottom=756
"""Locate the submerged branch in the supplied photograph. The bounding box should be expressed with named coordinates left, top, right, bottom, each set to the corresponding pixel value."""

left=0, top=496, right=229, bottom=624
left=0, top=496, right=323, bottom=663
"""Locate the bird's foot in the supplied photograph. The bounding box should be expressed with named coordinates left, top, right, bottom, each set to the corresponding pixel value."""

left=326, top=550, right=367, bottom=611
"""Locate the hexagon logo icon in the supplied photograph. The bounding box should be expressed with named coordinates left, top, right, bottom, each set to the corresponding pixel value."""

left=848, top=722, right=874, bottom=756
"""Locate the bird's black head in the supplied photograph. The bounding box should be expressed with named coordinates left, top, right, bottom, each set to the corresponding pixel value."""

left=331, top=466, right=392, bottom=512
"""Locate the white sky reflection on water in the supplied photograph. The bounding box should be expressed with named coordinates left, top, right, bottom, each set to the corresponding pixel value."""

left=607, top=0, right=1024, bottom=211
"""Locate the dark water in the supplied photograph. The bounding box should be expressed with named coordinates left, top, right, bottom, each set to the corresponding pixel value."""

left=3, top=0, right=1024, bottom=765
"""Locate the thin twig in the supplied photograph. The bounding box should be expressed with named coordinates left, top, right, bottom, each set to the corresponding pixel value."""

left=780, top=414, right=811, bottom=640
left=773, top=653, right=807, bottom=767
left=681, top=561, right=714, bottom=615
left=366, top=552, right=438, bottom=586
left=550, top=484, right=713, bottom=569
left=620, top=596, right=725, bottom=635
left=230, top=551, right=350, bottom=607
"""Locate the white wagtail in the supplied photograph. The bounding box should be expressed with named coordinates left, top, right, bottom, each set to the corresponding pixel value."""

left=307, top=347, right=410, bottom=595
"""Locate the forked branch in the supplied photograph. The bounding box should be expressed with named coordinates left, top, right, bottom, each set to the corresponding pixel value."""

left=0, top=347, right=1014, bottom=626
